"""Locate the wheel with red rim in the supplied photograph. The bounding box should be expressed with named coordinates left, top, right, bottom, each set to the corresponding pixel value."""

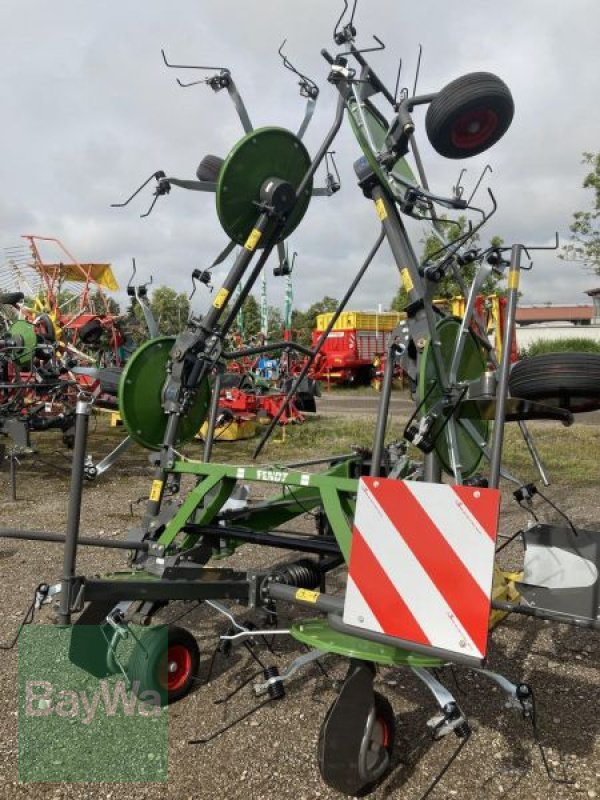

left=318, top=690, right=396, bottom=796
left=128, top=624, right=200, bottom=706
left=426, top=72, right=514, bottom=159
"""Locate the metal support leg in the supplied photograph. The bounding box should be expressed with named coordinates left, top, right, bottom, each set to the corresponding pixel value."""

left=370, top=343, right=401, bottom=477
left=203, top=369, right=223, bottom=463
left=57, top=398, right=92, bottom=625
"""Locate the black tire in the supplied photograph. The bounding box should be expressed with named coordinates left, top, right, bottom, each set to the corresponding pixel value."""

left=36, top=313, right=56, bottom=342
left=509, top=352, right=600, bottom=413
left=197, top=154, right=224, bottom=182
left=127, top=624, right=200, bottom=706
left=426, top=72, right=514, bottom=159
left=78, top=317, right=104, bottom=344
left=295, top=391, right=316, bottom=413
left=318, top=691, right=396, bottom=796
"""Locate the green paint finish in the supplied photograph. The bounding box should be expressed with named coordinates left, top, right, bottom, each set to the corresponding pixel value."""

left=158, top=472, right=235, bottom=549
left=418, top=317, right=489, bottom=478
left=10, top=320, right=37, bottom=367
left=118, top=337, right=210, bottom=451
left=161, top=460, right=357, bottom=558
left=320, top=484, right=354, bottom=562
left=216, top=127, right=313, bottom=246
left=347, top=98, right=418, bottom=202
left=291, top=619, right=444, bottom=667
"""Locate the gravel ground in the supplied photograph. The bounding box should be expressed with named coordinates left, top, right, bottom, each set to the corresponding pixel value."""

left=0, top=426, right=599, bottom=800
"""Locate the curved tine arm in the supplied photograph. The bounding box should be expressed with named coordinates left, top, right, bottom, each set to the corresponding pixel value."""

left=166, top=177, right=217, bottom=193
left=522, top=232, right=559, bottom=255
left=110, top=172, right=163, bottom=208
left=126, top=258, right=137, bottom=291
left=467, top=164, right=492, bottom=206
left=226, top=78, right=253, bottom=133
left=176, top=77, right=210, bottom=88
left=297, top=95, right=317, bottom=140
left=210, top=240, right=237, bottom=269
left=161, top=48, right=228, bottom=73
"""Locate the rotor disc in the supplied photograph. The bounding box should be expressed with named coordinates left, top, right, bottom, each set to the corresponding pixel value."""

left=418, top=317, right=489, bottom=478
left=216, top=127, right=313, bottom=246
left=118, top=337, right=210, bottom=451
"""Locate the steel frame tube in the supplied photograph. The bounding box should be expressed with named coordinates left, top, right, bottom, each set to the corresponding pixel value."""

left=57, top=399, right=91, bottom=625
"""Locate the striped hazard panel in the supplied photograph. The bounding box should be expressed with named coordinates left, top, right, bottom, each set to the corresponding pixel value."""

left=343, top=478, right=500, bottom=662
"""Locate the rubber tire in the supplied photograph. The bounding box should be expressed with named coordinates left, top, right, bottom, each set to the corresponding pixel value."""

left=318, top=691, right=396, bottom=797
left=127, top=624, right=200, bottom=706
left=36, top=313, right=56, bottom=342
left=197, top=154, right=224, bottom=182
left=509, top=353, right=600, bottom=413
left=78, top=317, right=104, bottom=344
left=295, top=392, right=316, bottom=413
left=426, top=72, right=514, bottom=159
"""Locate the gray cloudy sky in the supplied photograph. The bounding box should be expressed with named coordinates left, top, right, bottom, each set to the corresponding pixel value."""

left=2, top=1, right=600, bottom=318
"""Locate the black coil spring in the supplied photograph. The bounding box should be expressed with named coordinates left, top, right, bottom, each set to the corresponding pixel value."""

left=272, top=558, right=321, bottom=589
left=263, top=665, right=285, bottom=700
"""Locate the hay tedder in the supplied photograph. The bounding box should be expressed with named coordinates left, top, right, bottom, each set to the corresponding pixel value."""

left=4, top=2, right=600, bottom=795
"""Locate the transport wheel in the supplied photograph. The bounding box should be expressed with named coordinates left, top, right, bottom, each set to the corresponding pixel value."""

left=509, top=353, right=600, bottom=413
left=128, top=625, right=200, bottom=706
left=318, top=691, right=396, bottom=796
left=196, top=154, right=224, bottom=182
left=426, top=72, right=514, bottom=159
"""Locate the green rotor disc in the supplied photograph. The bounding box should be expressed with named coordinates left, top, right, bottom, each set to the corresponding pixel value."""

left=118, top=337, right=210, bottom=451
left=9, top=320, right=37, bottom=367
left=216, top=126, right=313, bottom=246
left=418, top=317, right=489, bottom=478
left=347, top=97, right=418, bottom=202
left=291, top=619, right=443, bottom=668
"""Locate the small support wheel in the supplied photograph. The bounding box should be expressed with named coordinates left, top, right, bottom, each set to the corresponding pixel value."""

left=128, top=624, right=200, bottom=706
left=426, top=72, right=514, bottom=159
left=318, top=660, right=396, bottom=796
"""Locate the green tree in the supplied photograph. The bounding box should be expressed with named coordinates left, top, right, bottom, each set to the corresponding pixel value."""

left=561, top=152, right=600, bottom=274
left=146, top=286, right=190, bottom=336
left=291, top=296, right=339, bottom=346
left=267, top=306, right=283, bottom=341
left=239, top=294, right=261, bottom=338
left=390, top=219, right=504, bottom=310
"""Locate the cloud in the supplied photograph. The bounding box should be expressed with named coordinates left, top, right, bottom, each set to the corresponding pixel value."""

left=1, top=0, right=599, bottom=316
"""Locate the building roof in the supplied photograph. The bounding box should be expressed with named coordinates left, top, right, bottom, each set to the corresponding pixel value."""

left=516, top=305, right=594, bottom=324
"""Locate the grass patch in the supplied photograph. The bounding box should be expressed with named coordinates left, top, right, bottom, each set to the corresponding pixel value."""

left=18, top=412, right=599, bottom=490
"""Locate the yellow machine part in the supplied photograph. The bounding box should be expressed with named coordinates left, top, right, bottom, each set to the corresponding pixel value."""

left=37, top=263, right=119, bottom=291
left=489, top=566, right=522, bottom=629
left=316, top=310, right=405, bottom=332
left=198, top=418, right=257, bottom=442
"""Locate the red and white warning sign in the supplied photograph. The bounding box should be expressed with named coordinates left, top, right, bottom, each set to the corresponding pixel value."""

left=343, top=478, right=500, bottom=662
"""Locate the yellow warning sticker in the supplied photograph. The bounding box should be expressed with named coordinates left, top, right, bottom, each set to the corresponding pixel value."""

left=149, top=480, right=163, bottom=503
left=244, top=227, right=263, bottom=251
left=295, top=588, right=320, bottom=604
left=374, top=197, right=388, bottom=221
left=507, top=270, right=520, bottom=290
left=401, top=268, right=414, bottom=293
left=212, top=287, right=230, bottom=309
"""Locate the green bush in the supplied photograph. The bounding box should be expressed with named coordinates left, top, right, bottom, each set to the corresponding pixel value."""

left=519, top=337, right=600, bottom=358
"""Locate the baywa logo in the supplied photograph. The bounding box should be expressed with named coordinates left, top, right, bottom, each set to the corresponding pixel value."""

left=19, top=625, right=168, bottom=782
left=25, top=679, right=161, bottom=726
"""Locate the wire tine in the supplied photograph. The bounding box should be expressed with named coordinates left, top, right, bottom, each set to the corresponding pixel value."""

left=161, top=48, right=228, bottom=73
left=333, top=0, right=350, bottom=39
left=412, top=44, right=423, bottom=97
